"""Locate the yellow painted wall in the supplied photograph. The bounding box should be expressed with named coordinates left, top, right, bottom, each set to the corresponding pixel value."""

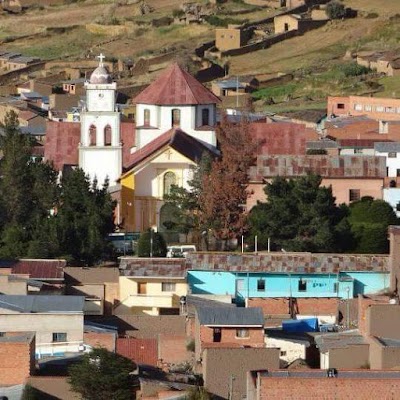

left=119, top=276, right=187, bottom=301
left=120, top=172, right=135, bottom=232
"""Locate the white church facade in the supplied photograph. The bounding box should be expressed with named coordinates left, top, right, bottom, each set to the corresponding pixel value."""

left=79, top=57, right=220, bottom=233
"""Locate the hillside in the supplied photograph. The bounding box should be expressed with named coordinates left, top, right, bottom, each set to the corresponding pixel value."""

left=0, top=0, right=398, bottom=112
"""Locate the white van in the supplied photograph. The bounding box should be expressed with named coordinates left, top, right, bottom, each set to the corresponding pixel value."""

left=166, top=245, right=196, bottom=258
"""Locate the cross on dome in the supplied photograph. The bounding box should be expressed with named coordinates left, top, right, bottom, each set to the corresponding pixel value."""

left=97, top=53, right=105, bottom=67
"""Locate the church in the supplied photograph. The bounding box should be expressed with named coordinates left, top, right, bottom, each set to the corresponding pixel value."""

left=45, top=57, right=221, bottom=233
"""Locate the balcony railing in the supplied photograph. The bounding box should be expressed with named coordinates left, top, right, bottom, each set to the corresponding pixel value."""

left=119, top=293, right=178, bottom=309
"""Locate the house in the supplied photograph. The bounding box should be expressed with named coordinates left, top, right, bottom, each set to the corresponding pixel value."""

left=274, top=14, right=326, bottom=34
left=211, top=76, right=259, bottom=98
left=265, top=329, right=311, bottom=366
left=64, top=267, right=120, bottom=315
left=248, top=154, right=386, bottom=207
left=0, top=295, right=85, bottom=357
left=194, top=306, right=265, bottom=361
left=0, top=332, right=35, bottom=386
left=117, top=258, right=187, bottom=316
left=246, top=370, right=400, bottom=400
left=215, top=25, right=247, bottom=52
left=203, top=347, right=279, bottom=400
left=327, top=95, right=400, bottom=122
left=62, top=78, right=86, bottom=95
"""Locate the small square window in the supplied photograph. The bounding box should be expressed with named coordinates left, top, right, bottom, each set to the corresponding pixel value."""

left=349, top=189, right=361, bottom=202
left=389, top=152, right=397, bottom=158
left=337, top=103, right=345, bottom=109
left=364, top=105, right=372, bottom=112
left=52, top=333, right=67, bottom=343
left=354, top=104, right=362, bottom=111
left=298, top=279, right=307, bottom=292
left=236, top=329, right=249, bottom=338
left=161, top=282, right=176, bottom=292
left=257, top=279, right=266, bottom=291
left=376, top=106, right=384, bottom=112
left=280, top=351, right=287, bottom=356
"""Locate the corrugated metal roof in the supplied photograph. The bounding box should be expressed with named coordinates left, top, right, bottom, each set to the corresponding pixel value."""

left=0, top=295, right=85, bottom=313
left=375, top=142, right=400, bottom=153
left=11, top=259, right=65, bottom=279
left=197, top=306, right=264, bottom=326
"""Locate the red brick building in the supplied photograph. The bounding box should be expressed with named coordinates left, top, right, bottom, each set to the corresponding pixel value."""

left=195, top=307, right=265, bottom=361
left=0, top=332, right=35, bottom=385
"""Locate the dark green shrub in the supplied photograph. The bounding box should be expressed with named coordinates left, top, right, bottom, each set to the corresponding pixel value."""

left=137, top=229, right=167, bottom=257
left=326, top=1, right=346, bottom=19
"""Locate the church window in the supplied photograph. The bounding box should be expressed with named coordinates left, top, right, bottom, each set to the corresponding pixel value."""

left=163, top=171, right=176, bottom=196
left=202, top=108, right=210, bottom=126
left=89, top=125, right=97, bottom=146
left=171, top=109, right=181, bottom=127
left=144, top=109, right=150, bottom=126
left=104, top=125, right=112, bottom=146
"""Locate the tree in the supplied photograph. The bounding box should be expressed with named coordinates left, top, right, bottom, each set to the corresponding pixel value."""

left=249, top=174, right=351, bottom=252
left=199, top=116, right=257, bottom=246
left=56, top=169, right=116, bottom=265
left=326, top=0, right=346, bottom=19
left=137, top=229, right=167, bottom=257
left=348, top=197, right=398, bottom=253
left=69, top=348, right=136, bottom=400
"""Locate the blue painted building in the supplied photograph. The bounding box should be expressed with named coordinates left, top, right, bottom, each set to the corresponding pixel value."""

left=187, top=270, right=389, bottom=302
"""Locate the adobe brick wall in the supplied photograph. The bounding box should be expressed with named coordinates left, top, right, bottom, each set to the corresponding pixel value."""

left=366, top=304, right=400, bottom=340
left=248, top=297, right=339, bottom=317
left=158, top=334, right=191, bottom=365
left=203, top=347, right=279, bottom=400
left=258, top=377, right=400, bottom=399
left=84, top=332, right=116, bottom=352
left=357, top=295, right=389, bottom=336
left=0, top=339, right=35, bottom=385
left=104, top=282, right=119, bottom=316
left=327, top=345, right=370, bottom=369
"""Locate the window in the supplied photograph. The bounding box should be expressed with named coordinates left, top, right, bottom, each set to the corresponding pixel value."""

left=389, top=152, right=397, bottom=158
left=379, top=121, right=389, bottom=134
left=138, top=282, right=147, bottom=294
left=257, top=279, right=265, bottom=291
left=354, top=104, right=362, bottom=111
left=89, top=125, right=96, bottom=146
left=349, top=189, right=361, bottom=202
left=171, top=108, right=181, bottom=127
left=161, top=282, right=176, bottom=292
left=280, top=351, right=287, bottom=356
left=236, top=329, right=249, bottom=338
left=364, top=104, right=372, bottom=112
left=52, top=333, right=67, bottom=343
left=376, top=106, right=384, bottom=112
left=144, top=109, right=150, bottom=126
left=386, top=107, right=396, bottom=113
left=354, top=148, right=363, bottom=154
left=333, top=282, right=338, bottom=293
left=163, top=171, right=176, bottom=196
left=104, top=124, right=112, bottom=146
left=202, top=108, right=210, bottom=126
left=298, top=279, right=307, bottom=292
left=337, top=103, right=345, bottom=109
left=397, top=169, right=400, bottom=177
left=213, top=328, right=221, bottom=342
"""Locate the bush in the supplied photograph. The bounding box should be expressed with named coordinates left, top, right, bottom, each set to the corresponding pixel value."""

left=338, top=62, right=371, bottom=77
left=365, top=12, right=379, bottom=19
left=205, top=15, right=243, bottom=27
left=326, top=1, right=346, bottom=19
left=137, top=229, right=167, bottom=257
left=172, top=8, right=184, bottom=18
left=186, top=339, right=195, bottom=352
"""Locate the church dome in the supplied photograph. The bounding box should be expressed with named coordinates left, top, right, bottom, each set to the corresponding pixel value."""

left=89, top=65, right=112, bottom=84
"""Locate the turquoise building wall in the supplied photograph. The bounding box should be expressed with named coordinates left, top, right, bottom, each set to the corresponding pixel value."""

left=187, top=270, right=389, bottom=300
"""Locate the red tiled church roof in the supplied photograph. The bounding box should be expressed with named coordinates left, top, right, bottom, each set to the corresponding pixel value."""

left=133, top=63, right=221, bottom=106
left=123, top=128, right=218, bottom=173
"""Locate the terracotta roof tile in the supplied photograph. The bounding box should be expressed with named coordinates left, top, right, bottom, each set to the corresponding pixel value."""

left=133, top=63, right=221, bottom=105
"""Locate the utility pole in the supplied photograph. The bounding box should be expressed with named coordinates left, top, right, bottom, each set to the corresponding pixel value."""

left=228, top=374, right=235, bottom=400
left=150, top=228, right=153, bottom=258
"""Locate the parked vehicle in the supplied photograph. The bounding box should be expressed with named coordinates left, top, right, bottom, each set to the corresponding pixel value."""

left=166, top=245, right=196, bottom=258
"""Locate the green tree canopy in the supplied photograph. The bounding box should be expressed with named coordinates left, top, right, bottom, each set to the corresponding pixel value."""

left=137, top=229, right=167, bottom=257
left=248, top=174, right=351, bottom=252
left=347, top=197, right=398, bottom=253
left=69, top=348, right=137, bottom=400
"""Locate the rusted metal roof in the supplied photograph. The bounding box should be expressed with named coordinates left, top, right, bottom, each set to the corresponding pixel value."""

left=249, top=155, right=386, bottom=180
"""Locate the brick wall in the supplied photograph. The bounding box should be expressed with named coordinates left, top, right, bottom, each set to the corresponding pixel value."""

left=200, top=326, right=265, bottom=350
left=84, top=331, right=116, bottom=352
left=357, top=295, right=389, bottom=336
left=158, top=334, right=191, bottom=365
left=247, top=297, right=339, bottom=317
left=116, top=337, right=157, bottom=366
left=0, top=336, right=35, bottom=385
left=258, top=377, right=400, bottom=399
